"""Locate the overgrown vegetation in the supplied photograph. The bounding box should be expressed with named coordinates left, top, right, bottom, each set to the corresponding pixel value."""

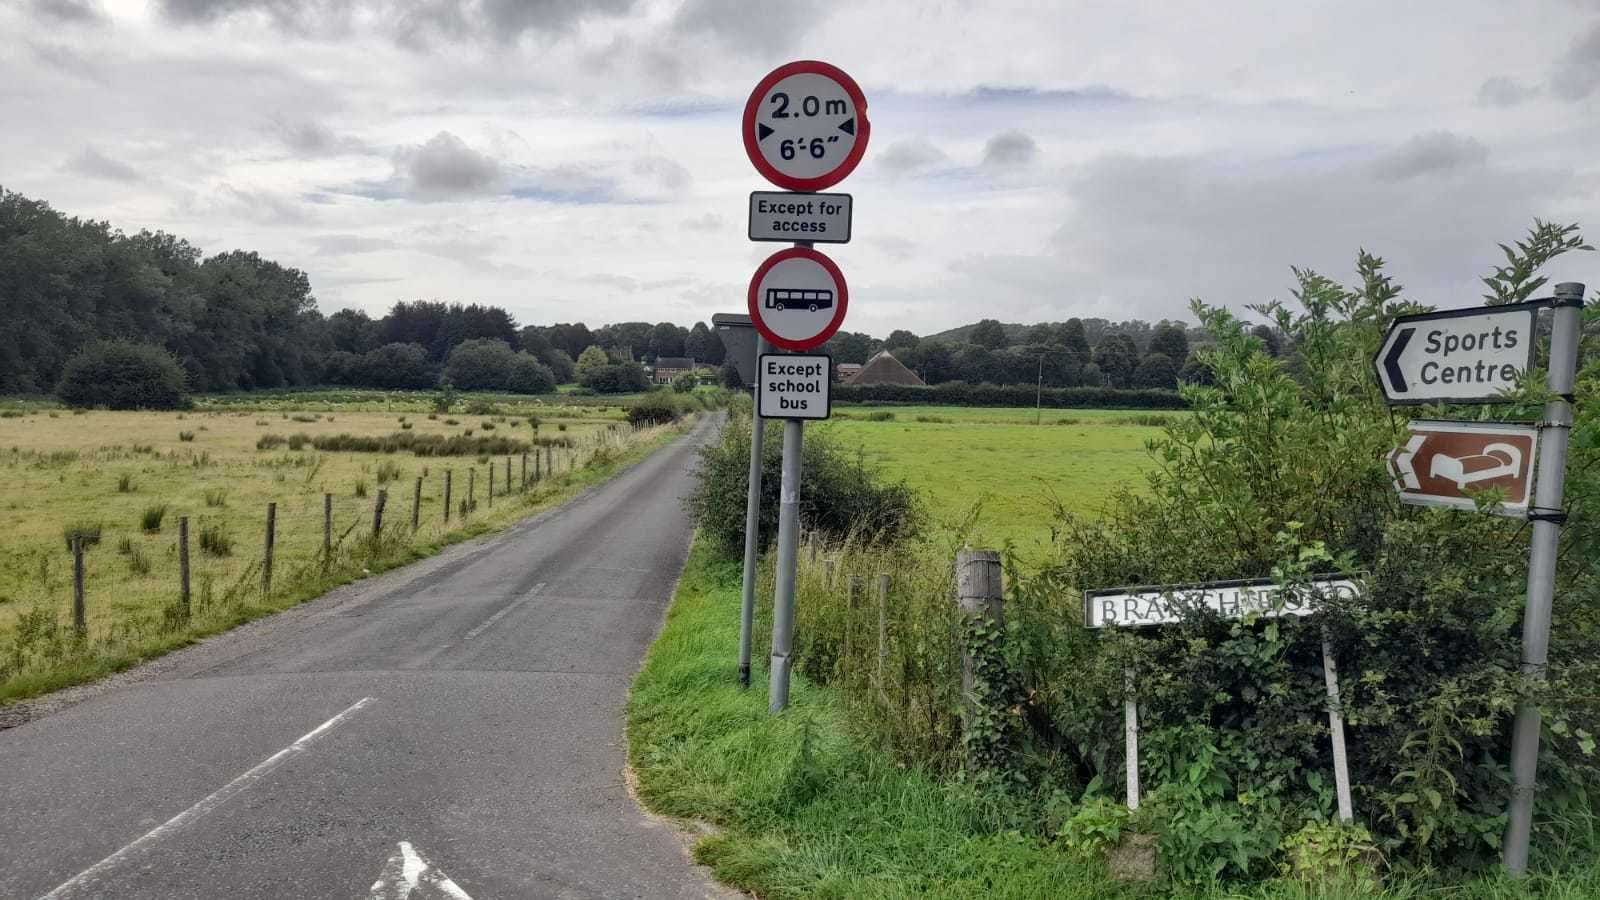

left=55, top=341, right=190, bottom=410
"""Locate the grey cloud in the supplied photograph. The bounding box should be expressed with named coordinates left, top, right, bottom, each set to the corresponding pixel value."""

left=67, top=147, right=141, bottom=182
left=1370, top=131, right=1488, bottom=180
left=216, top=184, right=313, bottom=224
left=31, top=0, right=105, bottom=24
left=273, top=115, right=367, bottom=157
left=29, top=41, right=107, bottom=83
left=983, top=130, right=1036, bottom=169
left=878, top=138, right=946, bottom=174
left=310, top=234, right=396, bottom=255
left=672, top=0, right=826, bottom=54
left=157, top=0, right=635, bottom=45
left=1478, top=75, right=1532, bottom=108
left=403, top=132, right=501, bottom=198
left=1551, top=22, right=1600, bottom=101
left=633, top=156, right=691, bottom=192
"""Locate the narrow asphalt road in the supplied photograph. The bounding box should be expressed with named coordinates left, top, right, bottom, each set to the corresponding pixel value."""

left=0, top=415, right=732, bottom=900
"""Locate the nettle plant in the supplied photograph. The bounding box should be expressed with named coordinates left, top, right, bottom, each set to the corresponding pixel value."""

left=1000, top=222, right=1600, bottom=879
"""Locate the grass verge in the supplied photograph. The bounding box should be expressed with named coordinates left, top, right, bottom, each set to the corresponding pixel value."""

left=627, top=539, right=1600, bottom=900
left=0, top=419, right=693, bottom=707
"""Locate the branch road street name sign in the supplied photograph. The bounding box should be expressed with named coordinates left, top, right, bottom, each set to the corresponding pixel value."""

left=758, top=353, right=831, bottom=420
left=1084, top=577, right=1359, bottom=629
left=1375, top=301, right=1539, bottom=404
left=1387, top=419, right=1538, bottom=516
left=747, top=247, right=849, bottom=351
left=749, top=191, right=852, bottom=243
left=743, top=60, right=871, bottom=192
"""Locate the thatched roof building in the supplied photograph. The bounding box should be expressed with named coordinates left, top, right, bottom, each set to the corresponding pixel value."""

left=845, top=350, right=926, bottom=387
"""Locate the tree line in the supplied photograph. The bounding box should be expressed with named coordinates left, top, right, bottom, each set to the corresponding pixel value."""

left=2, top=186, right=1258, bottom=400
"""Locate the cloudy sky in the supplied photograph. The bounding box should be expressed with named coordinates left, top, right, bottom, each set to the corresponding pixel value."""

left=4, top=0, right=1599, bottom=337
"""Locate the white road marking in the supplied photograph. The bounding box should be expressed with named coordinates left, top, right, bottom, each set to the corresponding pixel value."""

left=38, top=697, right=375, bottom=900
left=462, top=582, right=545, bottom=642
left=367, top=841, right=474, bottom=899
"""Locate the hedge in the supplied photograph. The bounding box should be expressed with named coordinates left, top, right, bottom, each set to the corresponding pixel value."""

left=830, top=382, right=1187, bottom=409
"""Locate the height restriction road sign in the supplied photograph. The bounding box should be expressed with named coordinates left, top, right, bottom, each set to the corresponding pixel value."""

left=743, top=60, right=870, bottom=192
left=1375, top=302, right=1539, bottom=404
left=747, top=247, right=848, bottom=351
left=1386, top=419, right=1539, bottom=516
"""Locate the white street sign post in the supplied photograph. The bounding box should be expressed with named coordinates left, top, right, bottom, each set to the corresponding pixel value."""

left=1387, top=420, right=1539, bottom=516
left=1085, top=577, right=1361, bottom=823
left=1374, top=302, right=1539, bottom=404
left=748, top=191, right=852, bottom=243
left=741, top=60, right=868, bottom=713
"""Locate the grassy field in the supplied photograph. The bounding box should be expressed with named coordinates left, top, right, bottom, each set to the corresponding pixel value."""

left=628, top=542, right=1600, bottom=900
left=821, top=406, right=1174, bottom=550
left=0, top=392, right=696, bottom=703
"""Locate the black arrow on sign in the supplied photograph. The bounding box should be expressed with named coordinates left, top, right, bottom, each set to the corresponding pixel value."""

left=757, top=124, right=774, bottom=141
left=1383, top=326, right=1413, bottom=392
left=838, top=118, right=855, bottom=136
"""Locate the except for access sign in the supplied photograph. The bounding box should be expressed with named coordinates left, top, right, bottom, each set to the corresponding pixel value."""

left=749, top=191, right=852, bottom=243
left=758, top=353, right=831, bottom=420
left=1375, top=302, right=1538, bottom=404
left=747, top=247, right=849, bottom=351
left=1387, top=419, right=1538, bottom=516
left=743, top=60, right=870, bottom=192
left=1084, top=577, right=1359, bottom=629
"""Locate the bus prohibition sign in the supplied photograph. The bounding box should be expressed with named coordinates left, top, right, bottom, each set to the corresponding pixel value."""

left=747, top=247, right=849, bottom=351
left=743, top=60, right=871, bottom=192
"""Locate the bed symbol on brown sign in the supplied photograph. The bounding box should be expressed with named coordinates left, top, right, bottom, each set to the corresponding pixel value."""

left=1386, top=419, right=1539, bottom=517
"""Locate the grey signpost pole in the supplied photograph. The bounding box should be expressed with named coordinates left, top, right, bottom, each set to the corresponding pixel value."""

left=768, top=417, right=804, bottom=711
left=738, top=334, right=770, bottom=689
left=1504, top=282, right=1586, bottom=875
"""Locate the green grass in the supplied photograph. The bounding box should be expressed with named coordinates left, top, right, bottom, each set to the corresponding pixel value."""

left=627, top=540, right=1600, bottom=899
left=819, top=409, right=1164, bottom=550
left=0, top=400, right=691, bottom=705
left=834, top=404, right=1185, bottom=425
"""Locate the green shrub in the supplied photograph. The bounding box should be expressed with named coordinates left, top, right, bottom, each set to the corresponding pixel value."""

left=204, top=489, right=227, bottom=507
left=63, top=521, right=102, bottom=551
left=865, top=410, right=895, bottom=421
left=671, top=373, right=696, bottom=393
left=177, top=431, right=195, bottom=442
left=126, top=546, right=151, bottom=576
left=690, top=416, right=922, bottom=556
left=626, top=394, right=681, bottom=427
left=139, top=504, right=168, bottom=534
left=829, top=382, right=1186, bottom=409
left=197, top=523, right=232, bottom=557
left=55, top=341, right=189, bottom=410
left=116, top=473, right=135, bottom=493
left=354, top=479, right=368, bottom=498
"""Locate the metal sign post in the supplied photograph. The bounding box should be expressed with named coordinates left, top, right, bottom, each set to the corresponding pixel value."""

left=739, top=336, right=770, bottom=688
left=1504, top=282, right=1586, bottom=875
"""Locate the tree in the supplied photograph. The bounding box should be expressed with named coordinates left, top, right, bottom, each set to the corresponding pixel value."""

left=1025, top=323, right=1060, bottom=346
left=328, top=309, right=381, bottom=354
left=541, top=348, right=576, bottom=384
left=720, top=361, right=744, bottom=389
left=1148, top=322, right=1189, bottom=363
left=969, top=319, right=1009, bottom=350
left=684, top=321, right=721, bottom=365
left=1092, top=335, right=1138, bottom=387
left=1179, top=352, right=1215, bottom=387
left=1132, top=352, right=1179, bottom=389
left=355, top=343, right=435, bottom=389
left=581, top=361, right=649, bottom=393
left=1061, top=318, right=1091, bottom=367
left=649, top=322, right=686, bottom=360
left=56, top=341, right=189, bottom=409
left=575, top=345, right=610, bottom=380
left=885, top=329, right=919, bottom=351
left=672, top=373, right=696, bottom=393
left=505, top=353, right=557, bottom=394
left=822, top=330, right=874, bottom=364
left=1251, top=324, right=1282, bottom=357
left=443, top=338, right=518, bottom=391
left=545, top=323, right=594, bottom=360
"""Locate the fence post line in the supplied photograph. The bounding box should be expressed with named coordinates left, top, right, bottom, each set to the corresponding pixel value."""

left=521, top=452, right=528, bottom=491
left=505, top=457, right=511, bottom=495
left=372, top=488, right=387, bottom=538
left=72, top=535, right=86, bottom=634
left=468, top=468, right=476, bottom=513
left=846, top=575, right=862, bottom=681
left=179, top=516, right=191, bottom=614
left=955, top=549, right=1003, bottom=728
left=488, top=464, right=494, bottom=507
left=444, top=470, right=453, bottom=522
left=412, top=476, right=423, bottom=533
left=545, top=446, right=553, bottom=479
left=876, top=573, right=890, bottom=690
left=535, top=448, right=542, bottom=482
left=322, top=492, right=332, bottom=563
left=262, top=502, right=276, bottom=601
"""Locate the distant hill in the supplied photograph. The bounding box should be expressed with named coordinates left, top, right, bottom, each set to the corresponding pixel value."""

left=925, top=322, right=1031, bottom=344
left=924, top=319, right=1211, bottom=353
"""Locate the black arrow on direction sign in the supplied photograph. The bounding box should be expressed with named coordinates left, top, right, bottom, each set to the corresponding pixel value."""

left=838, top=118, right=855, bottom=135
left=757, top=124, right=774, bottom=141
left=1383, top=326, right=1414, bottom=392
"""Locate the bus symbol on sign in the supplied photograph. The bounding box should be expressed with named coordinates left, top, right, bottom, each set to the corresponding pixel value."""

left=766, top=288, right=833, bottom=312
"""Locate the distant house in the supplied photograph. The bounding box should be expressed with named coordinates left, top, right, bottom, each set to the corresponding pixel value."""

left=835, top=363, right=863, bottom=381
left=845, top=350, right=926, bottom=387
left=651, top=357, right=696, bottom=385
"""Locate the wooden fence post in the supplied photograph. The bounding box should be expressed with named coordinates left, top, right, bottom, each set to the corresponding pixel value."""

left=468, top=468, right=476, bottom=513
left=444, top=470, right=453, bottom=522
left=535, top=447, right=542, bottom=482
left=488, top=464, right=494, bottom=508
left=373, top=489, right=387, bottom=538
left=263, top=502, right=276, bottom=600
left=322, top=493, right=332, bottom=563
left=876, top=573, right=890, bottom=689
left=545, top=446, right=553, bottom=479
left=179, top=516, right=191, bottom=614
left=846, top=574, right=862, bottom=680
left=956, top=549, right=1003, bottom=724
left=505, top=457, right=512, bottom=495
left=521, top=452, right=528, bottom=490
left=72, top=536, right=86, bottom=634
left=412, top=476, right=423, bottom=532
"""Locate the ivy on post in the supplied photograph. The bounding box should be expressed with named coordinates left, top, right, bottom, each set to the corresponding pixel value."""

left=956, top=549, right=1016, bottom=773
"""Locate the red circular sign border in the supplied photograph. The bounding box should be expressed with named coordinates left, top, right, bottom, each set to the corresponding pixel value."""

left=747, top=247, right=850, bottom=352
left=742, top=60, right=871, bottom=192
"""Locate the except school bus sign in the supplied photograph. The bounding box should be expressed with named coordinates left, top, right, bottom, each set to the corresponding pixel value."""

left=1084, top=577, right=1360, bottom=629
